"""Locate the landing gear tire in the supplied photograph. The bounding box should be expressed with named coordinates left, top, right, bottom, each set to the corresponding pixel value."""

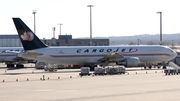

left=163, top=66, right=167, bottom=69
left=149, top=66, right=152, bottom=69
left=6, top=64, right=15, bottom=68
left=16, top=64, right=19, bottom=68
left=20, top=64, right=24, bottom=68
left=7, top=64, right=10, bottom=68
left=16, top=64, right=24, bottom=68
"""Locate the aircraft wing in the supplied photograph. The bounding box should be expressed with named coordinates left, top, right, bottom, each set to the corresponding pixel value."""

left=18, top=50, right=43, bottom=58
left=98, top=52, right=125, bottom=62
left=25, top=50, right=43, bottom=56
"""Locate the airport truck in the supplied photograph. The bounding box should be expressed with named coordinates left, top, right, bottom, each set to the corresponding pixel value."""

left=93, top=66, right=126, bottom=75
left=79, top=67, right=92, bottom=76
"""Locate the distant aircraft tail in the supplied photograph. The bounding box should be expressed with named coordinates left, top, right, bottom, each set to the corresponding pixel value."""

left=12, top=18, right=47, bottom=51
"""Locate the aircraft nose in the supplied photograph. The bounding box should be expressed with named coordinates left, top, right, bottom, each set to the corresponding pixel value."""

left=172, top=50, right=178, bottom=58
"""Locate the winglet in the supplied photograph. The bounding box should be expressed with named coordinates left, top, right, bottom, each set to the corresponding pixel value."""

left=12, top=18, right=47, bottom=50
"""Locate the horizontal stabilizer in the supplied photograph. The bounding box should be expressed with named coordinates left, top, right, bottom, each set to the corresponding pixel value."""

left=18, top=50, right=43, bottom=58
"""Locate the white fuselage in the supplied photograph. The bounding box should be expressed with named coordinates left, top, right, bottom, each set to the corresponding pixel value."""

left=20, top=45, right=177, bottom=65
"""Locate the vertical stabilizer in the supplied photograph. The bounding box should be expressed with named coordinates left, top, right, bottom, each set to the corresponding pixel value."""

left=12, top=18, right=47, bottom=50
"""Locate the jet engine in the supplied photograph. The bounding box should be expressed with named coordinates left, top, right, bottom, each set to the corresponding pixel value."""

left=116, top=57, right=140, bottom=67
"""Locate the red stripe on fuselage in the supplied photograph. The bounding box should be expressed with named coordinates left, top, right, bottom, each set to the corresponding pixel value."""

left=49, top=53, right=171, bottom=58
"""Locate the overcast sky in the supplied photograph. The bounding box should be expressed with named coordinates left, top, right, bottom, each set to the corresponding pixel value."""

left=1, top=0, right=180, bottom=39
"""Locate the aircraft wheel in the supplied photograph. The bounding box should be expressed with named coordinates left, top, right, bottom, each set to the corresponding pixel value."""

left=163, top=66, right=167, bottom=69
left=16, top=64, right=24, bottom=68
left=7, top=64, right=10, bottom=68
left=19, top=64, right=24, bottom=68
left=11, top=64, right=14, bottom=67
left=16, top=64, right=19, bottom=68
left=149, top=66, right=152, bottom=69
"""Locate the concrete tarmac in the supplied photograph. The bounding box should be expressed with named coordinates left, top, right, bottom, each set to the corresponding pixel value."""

left=0, top=64, right=179, bottom=101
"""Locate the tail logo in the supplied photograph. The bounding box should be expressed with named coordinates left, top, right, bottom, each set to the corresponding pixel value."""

left=21, top=31, right=34, bottom=41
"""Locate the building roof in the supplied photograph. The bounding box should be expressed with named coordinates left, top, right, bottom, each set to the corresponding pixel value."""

left=0, top=35, right=19, bottom=39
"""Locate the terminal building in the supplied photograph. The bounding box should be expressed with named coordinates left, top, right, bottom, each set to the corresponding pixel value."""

left=0, top=35, right=109, bottom=47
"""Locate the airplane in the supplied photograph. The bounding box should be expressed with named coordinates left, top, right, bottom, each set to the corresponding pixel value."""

left=12, top=18, right=177, bottom=70
left=0, top=47, right=31, bottom=68
left=0, top=47, right=48, bottom=68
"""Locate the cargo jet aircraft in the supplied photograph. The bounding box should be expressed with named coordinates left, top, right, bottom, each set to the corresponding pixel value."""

left=12, top=18, right=177, bottom=70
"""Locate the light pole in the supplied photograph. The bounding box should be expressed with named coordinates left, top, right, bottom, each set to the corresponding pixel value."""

left=57, top=23, right=63, bottom=35
left=156, top=11, right=162, bottom=45
left=87, top=5, right=94, bottom=46
left=137, top=39, right=141, bottom=45
left=52, top=27, right=56, bottom=39
left=172, top=40, right=174, bottom=48
left=32, top=10, right=37, bottom=34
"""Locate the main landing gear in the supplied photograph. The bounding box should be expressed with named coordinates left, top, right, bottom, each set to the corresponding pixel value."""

left=6, top=64, right=15, bottom=68
left=6, top=64, right=24, bottom=68
left=16, top=64, right=24, bottom=68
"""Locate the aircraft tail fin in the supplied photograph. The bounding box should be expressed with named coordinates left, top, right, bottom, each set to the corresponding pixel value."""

left=12, top=18, right=47, bottom=51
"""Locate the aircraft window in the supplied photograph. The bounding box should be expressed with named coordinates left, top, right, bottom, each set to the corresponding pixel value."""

left=121, top=49, right=125, bottom=52
left=129, top=48, right=133, bottom=52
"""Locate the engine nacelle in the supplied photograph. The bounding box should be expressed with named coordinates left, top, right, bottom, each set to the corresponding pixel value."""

left=116, top=57, right=140, bottom=67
